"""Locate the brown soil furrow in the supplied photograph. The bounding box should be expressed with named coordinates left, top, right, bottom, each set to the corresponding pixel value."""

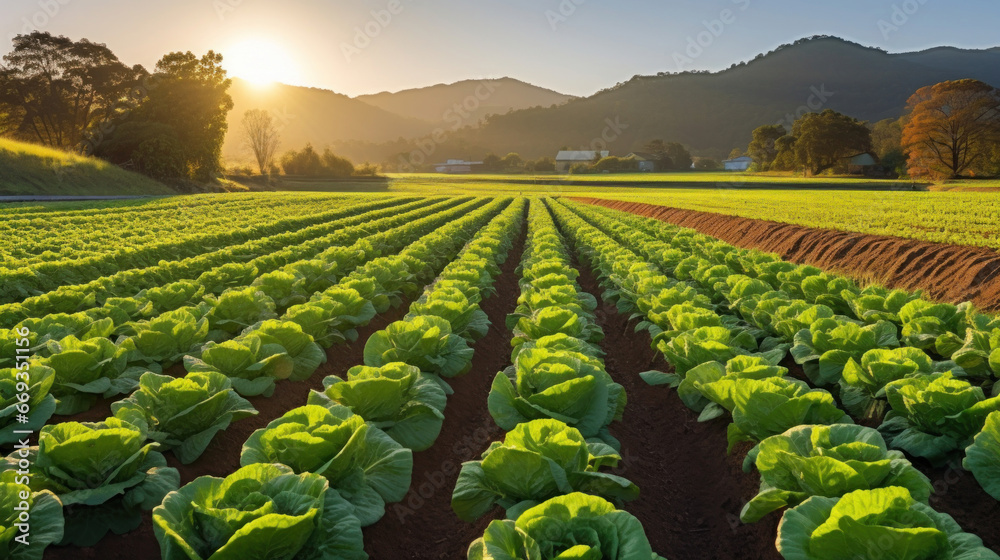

left=567, top=233, right=783, bottom=560
left=362, top=217, right=527, bottom=560
left=573, top=198, right=1000, bottom=312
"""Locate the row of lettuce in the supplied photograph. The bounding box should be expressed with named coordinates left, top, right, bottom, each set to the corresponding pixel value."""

left=452, top=199, right=667, bottom=559
left=0, top=197, right=512, bottom=557
left=2, top=193, right=344, bottom=270
left=0, top=197, right=471, bottom=438
left=0, top=193, right=355, bottom=303
left=551, top=198, right=1000, bottom=559
left=154, top=197, right=526, bottom=559
left=0, top=196, right=427, bottom=325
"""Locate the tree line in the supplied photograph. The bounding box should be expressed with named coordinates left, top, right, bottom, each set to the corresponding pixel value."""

left=742, top=79, right=1000, bottom=179
left=0, top=32, right=232, bottom=181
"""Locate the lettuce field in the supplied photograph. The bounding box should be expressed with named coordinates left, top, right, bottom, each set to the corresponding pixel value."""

left=2, top=192, right=1000, bottom=559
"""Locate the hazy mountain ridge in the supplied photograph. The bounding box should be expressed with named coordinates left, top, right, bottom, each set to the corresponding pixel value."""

left=224, top=37, right=1000, bottom=164
left=223, top=77, right=574, bottom=162
left=356, top=77, right=576, bottom=125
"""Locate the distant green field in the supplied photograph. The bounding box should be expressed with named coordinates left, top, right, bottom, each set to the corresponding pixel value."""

left=387, top=171, right=915, bottom=188
left=0, top=138, right=176, bottom=196
left=386, top=175, right=1000, bottom=250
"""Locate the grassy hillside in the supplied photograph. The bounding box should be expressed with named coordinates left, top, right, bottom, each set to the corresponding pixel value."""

left=0, top=138, right=176, bottom=196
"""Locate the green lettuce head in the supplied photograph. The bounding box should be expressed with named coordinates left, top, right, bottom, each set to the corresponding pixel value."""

left=488, top=348, right=625, bottom=447
left=740, top=424, right=932, bottom=523
left=696, top=377, right=851, bottom=452
left=839, top=347, right=953, bottom=419
left=0, top=481, right=63, bottom=560
left=308, top=362, right=447, bottom=451
left=468, top=493, right=665, bottom=560
left=241, top=403, right=412, bottom=527
left=124, top=307, right=210, bottom=367
left=41, top=334, right=145, bottom=415
left=963, top=410, right=1000, bottom=500
left=777, top=487, right=999, bottom=560
left=1, top=418, right=179, bottom=546
left=363, top=315, right=474, bottom=382
left=452, top=419, right=638, bottom=522
left=153, top=463, right=366, bottom=560
left=879, top=373, right=1000, bottom=466
left=0, top=365, right=56, bottom=445
left=111, top=370, right=258, bottom=464
left=790, top=318, right=900, bottom=387
left=284, top=288, right=376, bottom=348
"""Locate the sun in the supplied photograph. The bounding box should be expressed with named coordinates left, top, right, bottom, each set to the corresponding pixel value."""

left=223, top=40, right=300, bottom=86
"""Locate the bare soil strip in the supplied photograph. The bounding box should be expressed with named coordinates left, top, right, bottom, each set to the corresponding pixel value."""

left=361, top=217, right=527, bottom=560
left=573, top=198, right=1000, bottom=312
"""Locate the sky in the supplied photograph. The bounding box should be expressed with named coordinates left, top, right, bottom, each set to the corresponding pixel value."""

left=2, top=0, right=998, bottom=97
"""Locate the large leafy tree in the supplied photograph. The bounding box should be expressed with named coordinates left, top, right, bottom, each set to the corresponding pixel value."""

left=0, top=32, right=143, bottom=150
left=792, top=110, right=872, bottom=175
left=902, top=79, right=1000, bottom=178
left=747, top=124, right=786, bottom=170
left=97, top=50, right=233, bottom=180
left=136, top=51, right=233, bottom=179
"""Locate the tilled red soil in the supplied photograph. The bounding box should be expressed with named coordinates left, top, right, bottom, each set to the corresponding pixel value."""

left=361, top=217, right=527, bottom=559
left=571, top=250, right=784, bottom=560
left=43, top=303, right=412, bottom=560
left=573, top=198, right=1000, bottom=312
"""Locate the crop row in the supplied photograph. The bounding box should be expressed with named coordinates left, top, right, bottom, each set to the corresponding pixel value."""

left=0, top=197, right=485, bottom=435
left=0, top=193, right=350, bottom=272
left=0, top=197, right=445, bottom=325
left=552, top=199, right=1000, bottom=558
left=0, top=197, right=515, bottom=557
left=448, top=198, right=666, bottom=559
left=0, top=195, right=422, bottom=304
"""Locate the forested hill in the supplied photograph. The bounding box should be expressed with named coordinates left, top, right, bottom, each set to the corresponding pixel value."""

left=461, top=37, right=1000, bottom=158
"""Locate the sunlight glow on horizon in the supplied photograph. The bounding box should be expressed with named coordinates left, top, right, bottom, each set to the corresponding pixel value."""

left=221, top=39, right=301, bottom=86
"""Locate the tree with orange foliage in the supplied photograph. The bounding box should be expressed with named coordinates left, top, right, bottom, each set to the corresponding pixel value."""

left=902, top=79, right=1000, bottom=178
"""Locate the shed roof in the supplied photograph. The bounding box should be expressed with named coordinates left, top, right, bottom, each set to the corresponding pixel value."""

left=556, top=150, right=610, bottom=161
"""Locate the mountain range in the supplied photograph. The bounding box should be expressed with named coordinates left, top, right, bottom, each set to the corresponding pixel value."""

left=223, top=36, right=1000, bottom=165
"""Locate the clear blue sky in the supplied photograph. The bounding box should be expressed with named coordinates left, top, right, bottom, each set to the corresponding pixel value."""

left=2, top=0, right=997, bottom=97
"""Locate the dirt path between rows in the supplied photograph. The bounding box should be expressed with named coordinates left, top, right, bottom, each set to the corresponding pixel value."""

left=43, top=303, right=413, bottom=560
left=362, top=215, right=527, bottom=559
left=565, top=225, right=783, bottom=560
left=573, top=198, right=1000, bottom=312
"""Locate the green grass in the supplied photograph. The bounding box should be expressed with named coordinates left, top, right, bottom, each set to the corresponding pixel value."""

left=385, top=175, right=1000, bottom=250
left=386, top=171, right=916, bottom=188
left=0, top=138, right=177, bottom=196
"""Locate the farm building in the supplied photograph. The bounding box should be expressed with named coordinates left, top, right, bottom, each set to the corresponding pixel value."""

left=434, top=159, right=483, bottom=174
left=845, top=152, right=879, bottom=175
left=555, top=150, right=610, bottom=173
left=722, top=156, right=753, bottom=171
left=626, top=152, right=659, bottom=172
